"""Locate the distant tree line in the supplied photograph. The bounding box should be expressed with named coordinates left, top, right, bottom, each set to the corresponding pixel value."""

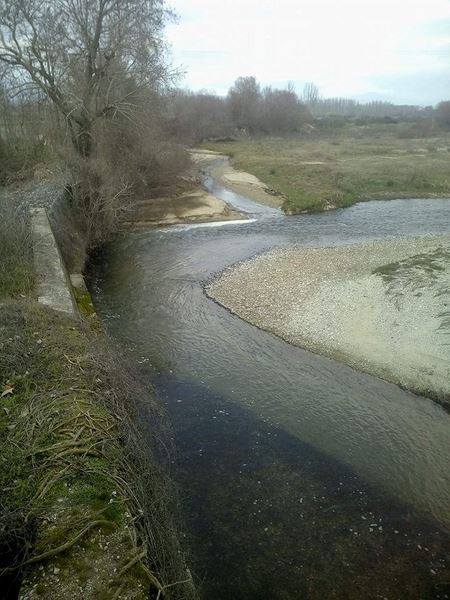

left=300, top=82, right=435, bottom=120
left=165, top=77, right=449, bottom=143
left=166, top=76, right=312, bottom=142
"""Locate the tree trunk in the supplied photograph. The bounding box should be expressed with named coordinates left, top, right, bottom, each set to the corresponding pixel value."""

left=75, top=124, right=93, bottom=158
left=68, top=117, right=93, bottom=158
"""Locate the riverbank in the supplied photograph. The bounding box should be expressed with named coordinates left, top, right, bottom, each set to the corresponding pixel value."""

left=121, top=151, right=245, bottom=227
left=201, top=128, right=450, bottom=213
left=94, top=147, right=283, bottom=230
left=122, top=149, right=282, bottom=227
left=0, top=191, right=196, bottom=598
left=125, top=188, right=242, bottom=227
left=207, top=235, right=450, bottom=407
left=190, top=149, right=284, bottom=209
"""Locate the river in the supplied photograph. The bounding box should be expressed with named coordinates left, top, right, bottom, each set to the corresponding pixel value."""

left=87, top=175, right=450, bottom=599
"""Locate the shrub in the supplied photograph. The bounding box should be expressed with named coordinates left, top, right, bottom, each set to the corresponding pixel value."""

left=64, top=116, right=191, bottom=249
left=396, top=119, right=433, bottom=139
left=435, top=101, right=450, bottom=130
left=0, top=137, right=52, bottom=185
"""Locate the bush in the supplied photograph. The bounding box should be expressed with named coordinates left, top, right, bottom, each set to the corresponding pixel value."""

left=435, top=101, right=450, bottom=130
left=396, top=119, right=433, bottom=139
left=64, top=116, right=191, bottom=249
left=0, top=137, right=52, bottom=185
left=316, top=115, right=347, bottom=131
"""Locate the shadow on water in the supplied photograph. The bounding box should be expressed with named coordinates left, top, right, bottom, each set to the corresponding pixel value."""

left=152, top=373, right=450, bottom=599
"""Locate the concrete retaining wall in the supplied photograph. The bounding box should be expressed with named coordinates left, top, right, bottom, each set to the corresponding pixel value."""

left=31, top=208, right=78, bottom=317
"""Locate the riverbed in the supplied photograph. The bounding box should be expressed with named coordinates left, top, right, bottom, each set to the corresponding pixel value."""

left=87, top=170, right=450, bottom=599
left=207, top=236, right=450, bottom=404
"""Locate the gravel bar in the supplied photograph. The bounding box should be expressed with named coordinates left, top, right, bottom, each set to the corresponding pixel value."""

left=207, top=235, right=450, bottom=405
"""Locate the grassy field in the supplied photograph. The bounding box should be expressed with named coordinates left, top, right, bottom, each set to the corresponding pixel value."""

left=202, top=126, right=450, bottom=213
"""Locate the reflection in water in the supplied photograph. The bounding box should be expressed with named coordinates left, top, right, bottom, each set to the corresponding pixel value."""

left=88, top=194, right=450, bottom=598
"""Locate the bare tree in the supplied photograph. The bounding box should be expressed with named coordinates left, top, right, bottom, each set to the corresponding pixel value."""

left=302, top=82, right=320, bottom=110
left=166, top=89, right=231, bottom=143
left=261, top=85, right=311, bottom=134
left=0, top=0, right=173, bottom=157
left=227, top=76, right=262, bottom=133
left=0, top=0, right=181, bottom=245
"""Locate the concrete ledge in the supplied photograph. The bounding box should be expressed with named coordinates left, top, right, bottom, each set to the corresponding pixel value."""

left=31, top=208, right=77, bottom=316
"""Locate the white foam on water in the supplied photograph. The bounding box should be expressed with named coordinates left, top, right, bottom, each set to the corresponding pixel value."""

left=158, top=218, right=257, bottom=233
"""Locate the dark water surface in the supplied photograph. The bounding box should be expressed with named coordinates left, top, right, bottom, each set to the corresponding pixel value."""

left=88, top=187, right=450, bottom=599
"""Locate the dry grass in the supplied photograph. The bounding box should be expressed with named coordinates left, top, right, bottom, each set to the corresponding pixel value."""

left=0, top=301, right=196, bottom=599
left=0, top=137, right=55, bottom=186
left=0, top=137, right=197, bottom=597
left=202, top=125, right=450, bottom=213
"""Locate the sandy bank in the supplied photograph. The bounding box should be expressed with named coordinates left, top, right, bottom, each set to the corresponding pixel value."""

left=190, top=149, right=284, bottom=209
left=127, top=149, right=282, bottom=228
left=125, top=188, right=242, bottom=227
left=207, top=236, right=450, bottom=405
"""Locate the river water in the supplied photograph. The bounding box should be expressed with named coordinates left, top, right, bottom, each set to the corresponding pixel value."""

left=88, top=180, right=450, bottom=599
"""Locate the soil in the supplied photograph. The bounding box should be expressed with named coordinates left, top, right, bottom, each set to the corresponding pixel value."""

left=125, top=189, right=242, bottom=227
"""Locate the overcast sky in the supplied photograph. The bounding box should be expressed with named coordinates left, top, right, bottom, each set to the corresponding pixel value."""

left=166, top=0, right=450, bottom=105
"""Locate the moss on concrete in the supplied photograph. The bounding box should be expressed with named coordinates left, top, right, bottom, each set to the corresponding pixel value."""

left=73, top=287, right=96, bottom=317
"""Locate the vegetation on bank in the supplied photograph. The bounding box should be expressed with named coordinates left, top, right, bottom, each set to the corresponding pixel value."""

left=0, top=201, right=195, bottom=599
left=0, top=0, right=193, bottom=253
left=0, top=2, right=449, bottom=597
left=0, top=3, right=199, bottom=595
left=0, top=138, right=56, bottom=187
left=0, top=197, right=34, bottom=299
left=202, top=125, right=450, bottom=213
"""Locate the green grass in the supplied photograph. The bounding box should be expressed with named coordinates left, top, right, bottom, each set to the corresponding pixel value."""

left=0, top=303, right=121, bottom=518
left=202, top=125, right=450, bottom=213
left=373, top=246, right=450, bottom=284
left=372, top=247, right=450, bottom=340
left=0, top=284, right=194, bottom=597
left=0, top=197, right=34, bottom=298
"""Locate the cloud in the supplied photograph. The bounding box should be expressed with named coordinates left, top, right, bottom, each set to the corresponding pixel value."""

left=166, top=0, right=450, bottom=103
